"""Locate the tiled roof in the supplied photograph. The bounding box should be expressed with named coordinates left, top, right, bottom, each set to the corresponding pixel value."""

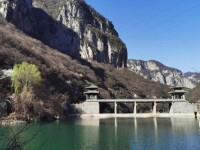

left=85, top=84, right=98, bottom=89
left=84, top=90, right=99, bottom=94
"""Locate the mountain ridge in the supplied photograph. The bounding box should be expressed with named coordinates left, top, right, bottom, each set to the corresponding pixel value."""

left=127, top=59, right=200, bottom=88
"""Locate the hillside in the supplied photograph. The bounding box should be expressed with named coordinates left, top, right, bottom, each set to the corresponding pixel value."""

left=0, top=18, right=170, bottom=119
left=127, top=59, right=198, bottom=88
left=186, top=82, right=200, bottom=102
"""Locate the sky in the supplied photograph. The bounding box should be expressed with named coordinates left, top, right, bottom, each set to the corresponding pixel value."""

left=85, top=0, right=200, bottom=73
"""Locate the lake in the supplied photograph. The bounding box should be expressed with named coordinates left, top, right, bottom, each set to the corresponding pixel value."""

left=0, top=117, right=200, bottom=150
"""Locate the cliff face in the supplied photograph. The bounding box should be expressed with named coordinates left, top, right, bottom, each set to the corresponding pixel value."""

left=184, top=72, right=200, bottom=84
left=62, top=0, right=127, bottom=68
left=127, top=59, right=198, bottom=89
left=0, top=0, right=80, bottom=57
left=0, top=0, right=127, bottom=68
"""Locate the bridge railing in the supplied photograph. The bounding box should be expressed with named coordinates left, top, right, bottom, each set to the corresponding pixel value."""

left=86, top=99, right=187, bottom=103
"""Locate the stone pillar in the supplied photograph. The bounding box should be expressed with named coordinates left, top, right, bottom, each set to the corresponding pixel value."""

left=153, top=102, right=157, bottom=114
left=114, top=101, right=117, bottom=114
left=134, top=102, right=137, bottom=114
left=169, top=102, right=172, bottom=113
left=169, top=102, right=174, bottom=114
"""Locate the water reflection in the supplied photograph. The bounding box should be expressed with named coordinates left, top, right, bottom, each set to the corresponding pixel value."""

left=134, top=117, right=138, bottom=144
left=115, top=117, right=117, bottom=127
left=153, top=117, right=158, bottom=149
left=1, top=117, right=200, bottom=150
left=169, top=117, right=200, bottom=150
left=98, top=117, right=200, bottom=150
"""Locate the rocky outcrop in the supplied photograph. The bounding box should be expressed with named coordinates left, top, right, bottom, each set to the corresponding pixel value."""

left=127, top=59, right=198, bottom=89
left=56, top=0, right=127, bottom=68
left=0, top=0, right=127, bottom=68
left=184, top=72, right=200, bottom=84
left=0, top=69, right=12, bottom=79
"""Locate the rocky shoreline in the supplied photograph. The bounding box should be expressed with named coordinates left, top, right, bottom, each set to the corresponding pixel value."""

left=0, top=119, right=26, bottom=125
left=0, top=113, right=26, bottom=125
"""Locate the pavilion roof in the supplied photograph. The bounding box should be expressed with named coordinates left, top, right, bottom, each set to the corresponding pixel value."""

left=84, top=90, right=99, bottom=94
left=170, top=85, right=185, bottom=89
left=85, top=84, right=98, bottom=89
left=168, top=90, right=187, bottom=94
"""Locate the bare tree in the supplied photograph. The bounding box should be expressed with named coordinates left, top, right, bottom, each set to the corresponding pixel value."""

left=0, top=124, right=43, bottom=150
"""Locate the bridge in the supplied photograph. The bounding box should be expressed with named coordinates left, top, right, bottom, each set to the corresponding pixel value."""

left=76, top=99, right=188, bottom=114
left=70, top=85, right=197, bottom=115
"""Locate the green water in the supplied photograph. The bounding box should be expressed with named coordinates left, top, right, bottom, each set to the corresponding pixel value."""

left=0, top=117, right=200, bottom=150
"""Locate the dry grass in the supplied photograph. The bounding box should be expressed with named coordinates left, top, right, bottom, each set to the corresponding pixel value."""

left=186, top=83, right=200, bottom=102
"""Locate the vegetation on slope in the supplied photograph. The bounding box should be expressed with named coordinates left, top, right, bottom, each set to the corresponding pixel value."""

left=0, top=19, right=170, bottom=120
left=186, top=83, right=200, bottom=102
left=10, top=62, right=43, bottom=120
left=11, top=62, right=42, bottom=94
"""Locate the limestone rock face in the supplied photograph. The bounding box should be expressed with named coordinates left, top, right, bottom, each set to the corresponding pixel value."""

left=184, top=72, right=200, bottom=84
left=127, top=59, right=199, bottom=89
left=0, top=0, right=127, bottom=68
left=56, top=0, right=127, bottom=68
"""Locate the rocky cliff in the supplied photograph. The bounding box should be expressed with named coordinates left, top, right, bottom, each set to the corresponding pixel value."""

left=127, top=59, right=199, bottom=89
left=0, top=0, right=127, bottom=68
left=184, top=72, right=200, bottom=84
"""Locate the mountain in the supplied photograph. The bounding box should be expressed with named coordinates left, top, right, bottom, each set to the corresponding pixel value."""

left=0, top=0, right=127, bottom=68
left=127, top=59, right=199, bottom=89
left=184, top=72, right=200, bottom=84
left=0, top=16, right=170, bottom=120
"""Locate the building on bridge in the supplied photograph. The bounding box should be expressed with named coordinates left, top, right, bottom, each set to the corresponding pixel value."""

left=84, top=85, right=99, bottom=100
left=168, top=85, right=187, bottom=100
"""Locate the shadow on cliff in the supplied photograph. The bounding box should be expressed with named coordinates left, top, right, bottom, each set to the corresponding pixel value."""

left=6, top=6, right=106, bottom=83
left=31, top=8, right=106, bottom=83
left=31, top=8, right=80, bottom=58
left=34, top=8, right=105, bottom=86
left=5, top=6, right=81, bottom=59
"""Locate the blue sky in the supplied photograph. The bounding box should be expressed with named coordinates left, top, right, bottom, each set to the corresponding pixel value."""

left=85, top=0, right=200, bottom=73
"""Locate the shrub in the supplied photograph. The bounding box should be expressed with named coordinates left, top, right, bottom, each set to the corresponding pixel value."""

left=11, top=62, right=42, bottom=93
